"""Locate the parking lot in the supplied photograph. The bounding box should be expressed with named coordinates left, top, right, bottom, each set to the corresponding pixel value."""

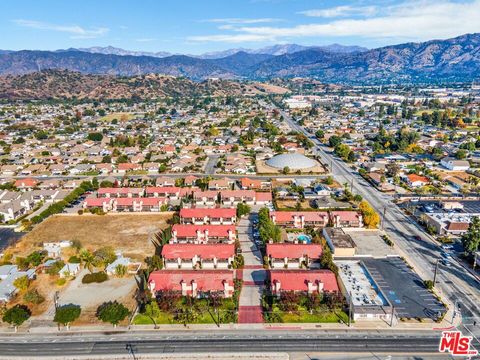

left=362, top=257, right=446, bottom=320
left=344, top=229, right=397, bottom=257
left=404, top=199, right=480, bottom=215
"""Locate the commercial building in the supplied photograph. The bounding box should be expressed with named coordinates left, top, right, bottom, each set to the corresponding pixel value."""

left=323, top=227, right=356, bottom=257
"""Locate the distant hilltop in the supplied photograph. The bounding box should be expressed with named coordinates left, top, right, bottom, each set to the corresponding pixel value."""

left=0, top=33, right=479, bottom=84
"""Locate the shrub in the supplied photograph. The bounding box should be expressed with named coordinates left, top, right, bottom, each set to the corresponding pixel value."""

left=424, top=280, right=434, bottom=290
left=56, top=278, right=66, bottom=286
left=115, top=264, right=127, bottom=277
left=46, top=260, right=65, bottom=276
left=82, top=271, right=108, bottom=284
left=13, top=275, right=29, bottom=291
left=23, top=289, right=45, bottom=305
left=96, top=301, right=129, bottom=326
left=68, top=256, right=81, bottom=264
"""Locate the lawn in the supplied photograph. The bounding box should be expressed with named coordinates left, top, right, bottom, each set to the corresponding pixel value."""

left=263, top=293, right=349, bottom=324
left=278, top=309, right=349, bottom=323
left=133, top=310, right=219, bottom=325
left=99, top=112, right=136, bottom=122
left=9, top=213, right=173, bottom=260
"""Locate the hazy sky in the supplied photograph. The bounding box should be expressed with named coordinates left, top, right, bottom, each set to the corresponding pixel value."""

left=1, top=0, right=480, bottom=53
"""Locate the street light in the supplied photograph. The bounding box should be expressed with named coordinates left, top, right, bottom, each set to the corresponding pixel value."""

left=381, top=206, right=387, bottom=231
left=433, top=258, right=440, bottom=286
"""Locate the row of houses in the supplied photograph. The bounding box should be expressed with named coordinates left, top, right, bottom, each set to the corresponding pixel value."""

left=270, top=211, right=363, bottom=229
left=148, top=269, right=339, bottom=298
left=85, top=187, right=273, bottom=212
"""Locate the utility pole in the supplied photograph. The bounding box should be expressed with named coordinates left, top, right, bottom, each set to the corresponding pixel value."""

left=433, top=258, right=440, bottom=286
left=382, top=206, right=387, bottom=231
left=348, top=291, right=353, bottom=327
left=390, top=305, right=395, bottom=327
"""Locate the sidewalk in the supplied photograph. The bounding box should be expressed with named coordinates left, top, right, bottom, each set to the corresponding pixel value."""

left=237, top=213, right=265, bottom=324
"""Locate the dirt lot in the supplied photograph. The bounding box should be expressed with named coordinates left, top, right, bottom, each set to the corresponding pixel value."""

left=9, top=213, right=173, bottom=260
left=57, top=269, right=137, bottom=325
left=276, top=199, right=314, bottom=210
left=8, top=273, right=58, bottom=317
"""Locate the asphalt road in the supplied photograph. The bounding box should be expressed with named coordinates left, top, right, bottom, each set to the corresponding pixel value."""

left=276, top=106, right=480, bottom=327
left=0, top=331, right=444, bottom=357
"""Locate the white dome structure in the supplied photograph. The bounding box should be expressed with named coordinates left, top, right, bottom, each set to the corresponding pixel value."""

left=266, top=153, right=317, bottom=170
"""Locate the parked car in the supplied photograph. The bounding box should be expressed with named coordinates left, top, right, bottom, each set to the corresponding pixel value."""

left=441, top=251, right=452, bottom=259
left=441, top=259, right=451, bottom=267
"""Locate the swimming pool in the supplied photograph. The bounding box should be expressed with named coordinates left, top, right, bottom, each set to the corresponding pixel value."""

left=297, top=234, right=311, bottom=244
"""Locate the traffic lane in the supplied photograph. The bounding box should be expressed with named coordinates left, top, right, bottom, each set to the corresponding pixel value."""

left=0, top=337, right=443, bottom=357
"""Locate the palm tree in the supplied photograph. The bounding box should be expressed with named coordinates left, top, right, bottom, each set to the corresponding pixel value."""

left=79, top=249, right=96, bottom=273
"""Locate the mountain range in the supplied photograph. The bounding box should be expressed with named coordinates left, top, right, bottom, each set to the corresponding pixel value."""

left=0, top=33, right=479, bottom=84
left=73, top=43, right=367, bottom=59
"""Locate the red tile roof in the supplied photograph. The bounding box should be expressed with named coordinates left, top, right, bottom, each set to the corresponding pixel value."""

left=179, top=208, right=236, bottom=219
left=85, top=198, right=110, bottom=207
left=240, top=177, right=262, bottom=189
left=267, top=243, right=323, bottom=259
left=255, top=192, right=273, bottom=202
left=145, top=186, right=181, bottom=194
left=172, top=224, right=235, bottom=237
left=407, top=174, right=429, bottom=183
left=162, top=244, right=235, bottom=259
left=330, top=211, right=362, bottom=222
left=97, top=187, right=143, bottom=195
left=14, top=178, right=37, bottom=188
left=271, top=211, right=328, bottom=222
left=193, top=190, right=219, bottom=199
left=446, top=222, right=470, bottom=231
left=148, top=270, right=234, bottom=292
left=221, top=190, right=255, bottom=198
left=117, top=163, right=141, bottom=170
left=269, top=270, right=339, bottom=292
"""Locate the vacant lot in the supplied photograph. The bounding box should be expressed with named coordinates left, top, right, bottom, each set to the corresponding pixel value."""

left=99, top=112, right=136, bottom=122
left=10, top=213, right=173, bottom=260
left=276, top=199, right=314, bottom=210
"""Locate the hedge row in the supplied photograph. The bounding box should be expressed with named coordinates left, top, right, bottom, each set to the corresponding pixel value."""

left=31, top=181, right=94, bottom=224
left=82, top=271, right=108, bottom=284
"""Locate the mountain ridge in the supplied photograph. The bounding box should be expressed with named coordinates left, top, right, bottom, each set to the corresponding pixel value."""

left=0, top=33, right=479, bottom=83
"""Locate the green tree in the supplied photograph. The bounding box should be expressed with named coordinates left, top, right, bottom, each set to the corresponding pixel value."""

left=315, top=130, right=325, bottom=140
left=13, top=275, right=29, bottom=291
left=236, top=203, right=251, bottom=218
left=54, top=304, right=81, bottom=329
left=144, top=301, right=161, bottom=328
left=79, top=249, right=96, bottom=273
left=87, top=132, right=103, bottom=142
left=2, top=305, right=31, bottom=331
left=96, top=301, right=129, bottom=327
left=455, top=149, right=467, bottom=160
left=462, top=216, right=480, bottom=254
left=328, top=135, right=342, bottom=148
